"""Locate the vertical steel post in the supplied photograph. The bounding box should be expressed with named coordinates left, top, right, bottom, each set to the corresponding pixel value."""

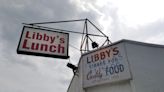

left=85, top=19, right=89, bottom=51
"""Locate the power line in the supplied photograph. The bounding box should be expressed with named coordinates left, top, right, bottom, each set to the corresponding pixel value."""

left=26, top=19, right=86, bottom=25
left=69, top=44, right=80, bottom=51
left=23, top=24, right=106, bottom=37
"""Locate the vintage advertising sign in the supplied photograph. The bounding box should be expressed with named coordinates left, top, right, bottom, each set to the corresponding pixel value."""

left=17, top=26, right=69, bottom=59
left=82, top=43, right=131, bottom=88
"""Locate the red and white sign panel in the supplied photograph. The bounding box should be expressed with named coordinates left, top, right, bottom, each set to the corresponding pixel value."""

left=17, top=26, right=69, bottom=59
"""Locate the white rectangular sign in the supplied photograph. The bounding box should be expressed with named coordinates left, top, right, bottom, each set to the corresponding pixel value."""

left=82, top=43, right=131, bottom=88
left=17, top=26, right=69, bottom=59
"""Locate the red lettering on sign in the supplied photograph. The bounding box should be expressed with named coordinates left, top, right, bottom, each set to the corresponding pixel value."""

left=31, top=43, right=39, bottom=50
left=86, top=47, right=120, bottom=63
left=22, top=39, right=29, bottom=49
left=43, top=33, right=49, bottom=41
left=40, top=44, right=48, bottom=51
left=94, top=54, right=99, bottom=61
left=25, top=31, right=31, bottom=39
left=100, top=52, right=105, bottom=60
left=21, top=31, right=66, bottom=54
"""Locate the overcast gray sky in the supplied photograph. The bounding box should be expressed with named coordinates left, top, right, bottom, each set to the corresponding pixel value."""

left=0, top=0, right=164, bottom=92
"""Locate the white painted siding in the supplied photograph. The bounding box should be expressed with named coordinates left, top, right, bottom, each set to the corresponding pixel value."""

left=125, top=42, right=164, bottom=92
left=86, top=81, right=132, bottom=92
left=67, top=76, right=79, bottom=92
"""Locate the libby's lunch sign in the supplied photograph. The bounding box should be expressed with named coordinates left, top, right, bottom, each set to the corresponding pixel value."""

left=82, top=43, right=131, bottom=88
left=17, top=26, right=69, bottom=59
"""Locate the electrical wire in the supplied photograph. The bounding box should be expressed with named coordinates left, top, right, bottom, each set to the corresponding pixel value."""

left=69, top=44, right=80, bottom=51
left=26, top=19, right=86, bottom=25
left=23, top=24, right=106, bottom=37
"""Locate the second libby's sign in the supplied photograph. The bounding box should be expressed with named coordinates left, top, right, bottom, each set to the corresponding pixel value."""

left=82, top=43, right=131, bottom=88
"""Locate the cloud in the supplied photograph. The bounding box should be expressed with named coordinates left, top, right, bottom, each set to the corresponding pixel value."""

left=0, top=0, right=84, bottom=92
left=0, top=0, right=106, bottom=91
left=0, top=0, right=164, bottom=92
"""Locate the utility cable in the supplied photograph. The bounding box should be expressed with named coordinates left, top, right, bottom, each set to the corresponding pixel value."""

left=26, top=19, right=86, bottom=25
left=23, top=24, right=106, bottom=37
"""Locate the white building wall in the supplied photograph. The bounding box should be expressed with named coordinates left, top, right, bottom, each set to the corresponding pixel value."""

left=67, top=76, right=79, bottom=92
left=125, top=42, right=164, bottom=92
left=67, top=58, right=85, bottom=92
left=86, top=81, right=132, bottom=92
left=67, top=40, right=164, bottom=92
